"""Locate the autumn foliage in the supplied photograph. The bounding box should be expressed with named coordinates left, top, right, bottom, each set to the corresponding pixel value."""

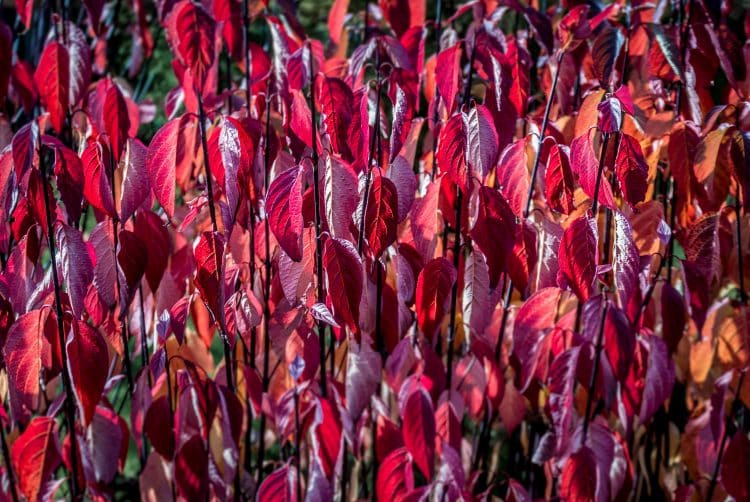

left=0, top=0, right=749, bottom=500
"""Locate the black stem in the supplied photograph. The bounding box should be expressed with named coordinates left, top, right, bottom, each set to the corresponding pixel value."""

left=581, top=296, right=609, bottom=443
left=308, top=43, right=328, bottom=399
left=165, top=353, right=177, bottom=502
left=0, top=419, right=19, bottom=502
left=294, top=388, right=302, bottom=501
left=197, top=92, right=236, bottom=394
left=591, top=133, right=611, bottom=216
left=242, top=0, right=252, bottom=117
left=40, top=144, right=80, bottom=499
left=666, top=180, right=677, bottom=285
left=109, top=148, right=135, bottom=396
left=257, top=85, right=274, bottom=485
left=734, top=188, right=747, bottom=303
left=523, top=50, right=564, bottom=217
left=445, top=185, right=461, bottom=395
left=357, top=49, right=381, bottom=256
left=706, top=371, right=746, bottom=502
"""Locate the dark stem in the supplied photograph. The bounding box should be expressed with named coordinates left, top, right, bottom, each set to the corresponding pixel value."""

left=257, top=86, right=274, bottom=485
left=197, top=91, right=236, bottom=394
left=165, top=352, right=177, bottom=502
left=706, top=371, right=746, bottom=502
left=40, top=145, right=80, bottom=499
left=294, top=387, right=302, bottom=501
left=495, top=278, right=513, bottom=361
left=137, top=284, right=150, bottom=375
left=495, top=51, right=566, bottom=360
left=0, top=419, right=19, bottom=502
left=375, top=260, right=384, bottom=358
left=581, top=296, right=609, bottom=443
left=109, top=148, right=135, bottom=396
left=242, top=0, right=252, bottom=116
left=447, top=190, right=464, bottom=383
left=666, top=179, right=677, bottom=285
left=308, top=43, right=328, bottom=399
left=591, top=133, right=611, bottom=216
left=523, top=50, right=564, bottom=217
left=357, top=50, right=381, bottom=256
left=734, top=188, right=747, bottom=303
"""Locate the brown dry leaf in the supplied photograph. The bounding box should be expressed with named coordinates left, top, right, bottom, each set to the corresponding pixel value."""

left=690, top=300, right=730, bottom=384
left=716, top=305, right=749, bottom=371
left=573, top=89, right=606, bottom=139
left=631, top=200, right=666, bottom=256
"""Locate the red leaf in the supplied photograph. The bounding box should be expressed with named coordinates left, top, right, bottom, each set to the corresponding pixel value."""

left=16, top=0, right=33, bottom=30
left=558, top=216, right=598, bottom=301
left=328, top=0, right=349, bottom=44
left=463, top=104, right=499, bottom=181
left=56, top=223, right=95, bottom=319
left=266, top=165, right=305, bottom=262
left=470, top=186, right=517, bottom=288
left=119, top=138, right=150, bottom=222
left=133, top=211, right=171, bottom=292
left=170, top=0, right=216, bottom=90
left=721, top=432, right=750, bottom=500
left=560, top=446, right=599, bottom=501
left=81, top=137, right=116, bottom=217
left=544, top=143, right=575, bottom=214
left=12, top=122, right=39, bottom=178
left=376, top=447, right=414, bottom=500
left=597, top=96, right=622, bottom=134
left=257, top=464, right=297, bottom=502
left=117, top=229, right=148, bottom=312
left=435, top=44, right=462, bottom=114
left=346, top=336, right=381, bottom=420
left=84, top=406, right=129, bottom=484
left=46, top=135, right=84, bottom=223
left=496, top=137, right=531, bottom=217
left=571, top=131, right=615, bottom=210
left=144, top=396, right=176, bottom=459
left=315, top=75, right=354, bottom=161
left=3, top=309, right=53, bottom=421
left=194, top=231, right=226, bottom=327
left=34, top=41, right=69, bottom=134
left=323, top=153, right=359, bottom=241
left=638, top=334, right=674, bottom=424
left=312, top=397, right=342, bottom=479
left=323, top=237, right=363, bottom=332
left=401, top=385, right=435, bottom=481
left=415, top=257, right=457, bottom=342
left=145, top=114, right=201, bottom=219
left=437, top=105, right=498, bottom=193
left=67, top=320, right=109, bottom=426
left=175, top=435, right=208, bottom=501
left=615, top=133, right=648, bottom=208
left=513, top=287, right=564, bottom=391
left=10, top=416, right=61, bottom=502
left=103, top=82, right=131, bottom=162
left=363, top=172, right=399, bottom=258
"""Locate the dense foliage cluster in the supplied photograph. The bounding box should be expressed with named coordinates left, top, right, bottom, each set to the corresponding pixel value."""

left=0, top=0, right=748, bottom=500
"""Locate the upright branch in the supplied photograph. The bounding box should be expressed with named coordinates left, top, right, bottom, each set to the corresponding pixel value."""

left=446, top=37, right=476, bottom=393
left=39, top=144, right=80, bottom=499
left=0, top=421, right=19, bottom=502
left=496, top=50, right=565, bottom=361
left=707, top=183, right=748, bottom=499
left=582, top=294, right=609, bottom=442
left=109, top=148, right=134, bottom=394
left=196, top=91, right=235, bottom=393
left=256, top=83, right=274, bottom=484
left=308, top=42, right=328, bottom=398
left=357, top=47, right=381, bottom=256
